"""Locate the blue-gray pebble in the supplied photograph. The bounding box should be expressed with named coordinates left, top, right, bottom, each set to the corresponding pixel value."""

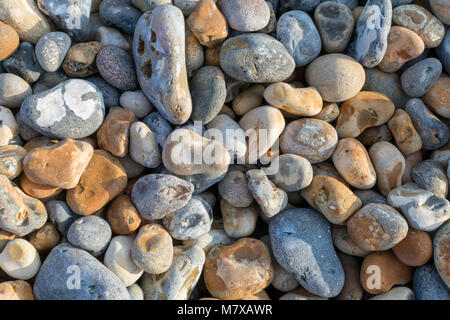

left=3, top=42, right=44, bottom=83
left=269, top=208, right=345, bottom=298
left=87, top=76, right=120, bottom=108
left=278, top=0, right=320, bottom=13
left=320, top=0, right=358, bottom=10
left=436, top=29, right=450, bottom=74
left=142, top=112, right=173, bottom=148
left=99, top=0, right=142, bottom=35
left=401, top=58, right=442, bottom=97
left=46, top=200, right=79, bottom=236
left=34, top=243, right=130, bottom=300
left=277, top=10, right=322, bottom=67
left=413, top=264, right=450, bottom=300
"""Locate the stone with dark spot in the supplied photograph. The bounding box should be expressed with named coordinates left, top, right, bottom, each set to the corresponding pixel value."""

left=401, top=58, right=442, bottom=97
left=96, top=46, right=137, bottom=90
left=3, top=42, right=44, bottom=83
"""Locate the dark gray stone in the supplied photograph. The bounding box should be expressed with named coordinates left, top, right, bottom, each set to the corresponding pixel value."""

left=96, top=46, right=137, bottom=91
left=67, top=216, right=112, bottom=257
left=269, top=208, right=345, bottom=298
left=436, top=29, right=450, bottom=74
left=34, top=243, right=130, bottom=300
left=320, top=0, right=358, bottom=9
left=278, top=0, right=320, bottom=13
left=46, top=200, right=79, bottom=236
left=277, top=10, right=322, bottom=67
left=87, top=76, right=120, bottom=108
left=15, top=112, right=40, bottom=142
left=401, top=58, right=442, bottom=97
left=142, top=112, right=173, bottom=148
left=3, top=42, right=44, bottom=83
left=99, top=0, right=141, bottom=35
left=413, top=264, right=450, bottom=300
left=33, top=70, right=69, bottom=94
left=412, top=160, right=448, bottom=198
left=353, top=189, right=387, bottom=206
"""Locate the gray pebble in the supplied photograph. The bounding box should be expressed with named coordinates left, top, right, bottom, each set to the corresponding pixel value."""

left=436, top=29, right=450, bottom=74
left=131, top=174, right=194, bottom=219
left=99, top=0, right=141, bottom=35
left=35, top=32, right=71, bottom=72
left=220, top=0, right=270, bottom=32
left=117, top=155, right=145, bottom=179
left=269, top=208, right=345, bottom=298
left=20, top=79, right=105, bottom=139
left=353, top=189, right=387, bottom=206
left=277, top=10, right=322, bottom=67
left=15, top=112, right=40, bottom=141
left=401, top=58, right=442, bottom=97
left=190, top=66, right=227, bottom=125
left=267, top=154, right=313, bottom=192
left=412, top=160, right=448, bottom=198
left=95, top=26, right=130, bottom=51
left=120, top=90, right=153, bottom=119
left=370, top=287, right=415, bottom=300
left=413, top=264, right=450, bottom=300
left=46, top=200, right=79, bottom=236
left=67, top=215, right=112, bottom=257
left=320, top=0, right=358, bottom=9
left=218, top=170, right=253, bottom=208
left=87, top=76, right=120, bottom=108
left=405, top=98, right=449, bottom=150
left=0, top=73, right=32, bottom=108
left=34, top=242, right=130, bottom=300
left=3, top=42, right=44, bottom=83
left=162, top=196, right=213, bottom=240
left=142, top=112, right=173, bottom=148
left=278, top=0, right=320, bottom=13
left=220, top=33, right=295, bottom=83
left=33, top=70, right=69, bottom=94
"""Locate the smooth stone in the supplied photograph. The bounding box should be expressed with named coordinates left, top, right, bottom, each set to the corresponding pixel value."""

left=435, top=29, right=450, bottom=74
left=277, top=10, right=321, bottom=67
left=278, top=0, right=320, bottom=13
left=140, top=245, right=205, bottom=300
left=434, top=221, right=450, bottom=287
left=422, top=74, right=450, bottom=119
left=185, top=25, right=204, bottom=78
left=87, top=76, right=120, bottom=108
left=95, top=26, right=130, bottom=51
left=405, top=98, right=449, bottom=150
left=0, top=145, right=27, bottom=179
left=96, top=46, right=137, bottom=90
left=45, top=200, right=78, bottom=236
left=106, top=194, right=141, bottom=235
left=35, top=32, right=71, bottom=72
left=0, top=239, right=41, bottom=280
left=19, top=174, right=62, bottom=200
left=413, top=264, right=450, bottom=300
left=387, top=109, right=423, bottom=155
left=131, top=174, right=194, bottom=220
left=429, top=0, right=450, bottom=25
left=0, top=280, right=34, bottom=300
left=0, top=0, right=51, bottom=44
left=141, top=112, right=173, bottom=148
left=392, top=228, right=432, bottom=266
left=401, top=58, right=442, bottom=97
left=357, top=124, right=393, bottom=146
left=412, top=160, right=448, bottom=198
left=269, top=208, right=345, bottom=298
left=314, top=2, right=355, bottom=53
left=221, top=200, right=259, bottom=238
left=104, top=235, right=143, bottom=286
left=127, top=283, right=144, bottom=300
left=387, top=183, right=450, bottom=231
left=28, top=221, right=60, bottom=252
left=67, top=215, right=112, bottom=256
left=62, top=41, right=103, bottom=77
left=129, top=121, right=161, bottom=168
left=232, top=84, right=264, bottom=116
left=331, top=224, right=370, bottom=257
left=190, top=66, right=227, bottom=124
left=0, top=106, right=18, bottom=146
left=0, top=21, right=20, bottom=61
left=218, top=170, right=253, bottom=207
left=0, top=73, right=32, bottom=108
left=120, top=90, right=153, bottom=119
left=269, top=154, right=313, bottom=192
left=353, top=0, right=392, bottom=67
left=370, top=287, right=415, bottom=300
left=20, top=79, right=105, bottom=139
left=99, top=0, right=141, bottom=35
left=2, top=42, right=44, bottom=83
left=34, top=243, right=130, bottom=300
left=220, top=33, right=295, bottom=83
left=162, top=196, right=213, bottom=240
left=220, top=0, right=270, bottom=32
left=133, top=6, right=192, bottom=125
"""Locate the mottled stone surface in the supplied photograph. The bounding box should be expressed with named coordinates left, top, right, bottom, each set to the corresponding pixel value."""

left=3, top=42, right=44, bottom=83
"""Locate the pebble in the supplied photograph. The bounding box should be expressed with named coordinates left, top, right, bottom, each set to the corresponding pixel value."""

left=95, top=26, right=130, bottom=51
left=360, top=251, right=412, bottom=294
left=387, top=183, right=450, bottom=231
left=393, top=4, right=445, bottom=48
left=23, top=139, right=94, bottom=189
left=370, top=286, right=415, bottom=300
left=220, top=33, right=295, bottom=83
left=142, top=112, right=173, bottom=148
left=204, top=238, right=273, bottom=299
left=62, top=41, right=103, bottom=77
left=140, top=245, right=205, bottom=300
left=129, top=121, right=161, bottom=168
left=422, top=74, right=450, bottom=119
left=67, top=215, right=112, bottom=257
left=96, top=46, right=137, bottom=90
left=104, top=235, right=143, bottom=286
left=314, top=2, right=355, bottom=53
left=106, top=195, right=141, bottom=235
left=45, top=200, right=78, bottom=236
left=401, top=57, right=442, bottom=97
left=232, top=85, right=264, bottom=116
left=331, top=224, right=371, bottom=257
left=269, top=154, right=313, bottom=192
left=34, top=242, right=130, bottom=300
left=436, top=29, right=449, bottom=74
left=392, top=228, right=432, bottom=266
left=0, top=239, right=41, bottom=280
left=218, top=170, right=253, bottom=207
left=270, top=208, right=344, bottom=298
left=127, top=283, right=144, bottom=300
left=131, top=0, right=172, bottom=12
left=221, top=200, right=259, bottom=238
left=0, top=145, right=27, bottom=179
left=0, top=21, right=19, bottom=61
left=99, top=0, right=141, bottom=35
left=220, top=0, right=270, bottom=32
left=429, top=0, right=450, bottom=25
left=131, top=224, right=173, bottom=274
left=336, top=253, right=363, bottom=300
left=302, top=175, right=362, bottom=224
left=87, top=76, right=120, bottom=108
left=190, top=66, right=227, bottom=124
left=0, top=280, right=34, bottom=300
left=305, top=53, right=365, bottom=102
left=185, top=25, right=204, bottom=78
left=66, top=150, right=127, bottom=215
left=120, top=90, right=153, bottom=119
left=0, top=73, right=32, bottom=108
left=313, top=102, right=340, bottom=122
left=20, top=79, right=105, bottom=139
left=28, top=222, right=60, bottom=252
left=433, top=221, right=450, bottom=287
left=35, top=32, right=71, bottom=73
left=412, top=159, right=448, bottom=198
left=405, top=98, right=449, bottom=150
left=19, top=174, right=62, bottom=199
left=430, top=143, right=450, bottom=169
left=3, top=42, right=44, bottom=83
left=387, top=109, right=423, bottom=155
left=133, top=6, right=192, bottom=125
left=353, top=0, right=392, bottom=68
left=277, top=10, right=321, bottom=67
left=0, top=106, right=18, bottom=146
left=131, top=174, right=194, bottom=220
left=413, top=264, right=450, bottom=300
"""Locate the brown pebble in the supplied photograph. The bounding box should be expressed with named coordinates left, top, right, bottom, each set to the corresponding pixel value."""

left=62, top=41, right=103, bottom=77
left=0, top=21, right=19, bottom=61
left=106, top=194, right=141, bottom=235
left=205, top=46, right=221, bottom=67
left=422, top=74, right=450, bottom=119
left=28, top=222, right=60, bottom=252
left=392, top=228, right=432, bottom=267
left=387, top=109, right=423, bottom=155
left=19, top=174, right=62, bottom=200
left=0, top=280, right=34, bottom=300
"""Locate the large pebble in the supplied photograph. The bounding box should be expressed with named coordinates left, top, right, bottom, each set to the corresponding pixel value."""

left=96, top=46, right=137, bottom=90
left=220, top=33, right=295, bottom=83
left=269, top=208, right=345, bottom=298
left=129, top=121, right=161, bottom=168
left=0, top=239, right=40, bottom=280
left=412, top=159, right=448, bottom=198
left=220, top=200, right=259, bottom=238
left=392, top=228, right=432, bottom=266
left=133, top=6, right=192, bottom=125
left=62, top=41, right=103, bottom=77
left=0, top=73, right=32, bottom=108
left=218, top=170, right=253, bottom=207
left=413, top=264, right=450, bottom=300
left=35, top=32, right=71, bottom=72
left=220, top=0, right=270, bottom=32
left=106, top=195, right=141, bottom=235
left=67, top=215, right=112, bottom=256
left=120, top=90, right=153, bottom=119
left=34, top=243, right=130, bottom=300
left=401, top=58, right=442, bottom=97
left=434, top=222, right=450, bottom=287
left=276, top=10, right=321, bottom=67
left=3, top=42, right=44, bottom=83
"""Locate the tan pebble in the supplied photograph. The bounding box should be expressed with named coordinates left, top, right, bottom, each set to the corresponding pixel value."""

left=0, top=280, right=34, bottom=300
left=312, top=102, right=339, bottom=123
left=205, top=46, right=221, bottom=67
left=392, top=228, right=432, bottom=266
left=331, top=224, right=370, bottom=257
left=23, top=137, right=57, bottom=152
left=388, top=109, right=422, bottom=155
left=106, top=194, right=141, bottom=235
left=422, top=74, right=450, bottom=119
left=19, top=174, right=62, bottom=200
left=312, top=162, right=349, bottom=187
left=62, top=41, right=103, bottom=77
left=220, top=199, right=259, bottom=238
left=218, top=104, right=236, bottom=120
left=0, top=21, right=19, bottom=61
left=232, top=84, right=265, bottom=116
left=28, top=222, right=60, bottom=252
left=0, top=145, right=27, bottom=180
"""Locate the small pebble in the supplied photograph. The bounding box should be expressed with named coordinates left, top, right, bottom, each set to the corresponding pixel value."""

left=0, top=239, right=41, bottom=280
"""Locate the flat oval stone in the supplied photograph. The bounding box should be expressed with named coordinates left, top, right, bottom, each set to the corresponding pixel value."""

left=67, top=215, right=112, bottom=256
left=35, top=32, right=71, bottom=72
left=0, top=21, right=19, bottom=61
left=20, top=79, right=105, bottom=139
left=277, top=10, right=321, bottom=67
left=99, top=0, right=141, bottom=35
left=131, top=174, right=194, bottom=220
left=413, top=264, right=450, bottom=300
left=220, top=0, right=270, bottom=32
left=401, top=58, right=442, bottom=97
left=269, top=208, right=345, bottom=298
left=3, top=42, right=44, bottom=83
left=405, top=98, right=449, bottom=150
left=0, top=73, right=32, bottom=109
left=96, top=46, right=137, bottom=90
left=190, top=66, right=227, bottom=124
left=220, top=33, right=295, bottom=83
left=393, top=4, right=445, bottom=48
left=37, top=0, right=91, bottom=41
left=387, top=183, right=450, bottom=231
left=434, top=221, right=450, bottom=287
left=133, top=6, right=192, bottom=125
left=353, top=0, right=392, bottom=68
left=422, top=74, right=450, bottom=118
left=34, top=242, right=130, bottom=300
left=305, top=53, right=365, bottom=102
left=314, top=2, right=355, bottom=53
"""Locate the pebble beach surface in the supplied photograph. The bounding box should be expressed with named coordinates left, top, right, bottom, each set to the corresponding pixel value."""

left=0, top=0, right=449, bottom=301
